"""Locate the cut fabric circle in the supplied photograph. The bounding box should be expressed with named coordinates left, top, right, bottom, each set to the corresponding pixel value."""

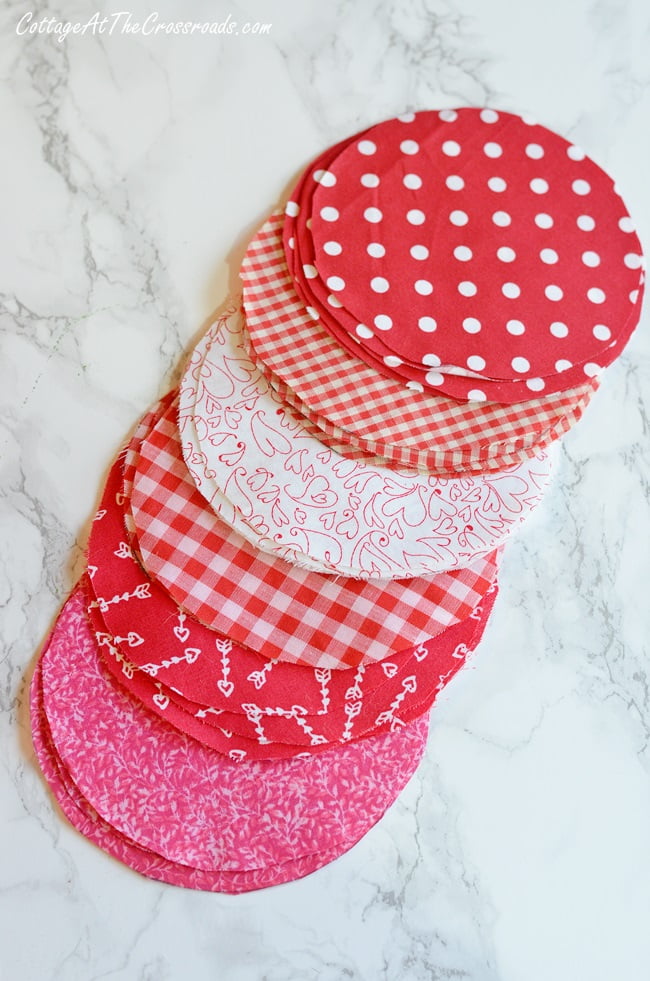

left=86, top=444, right=498, bottom=752
left=126, top=395, right=498, bottom=669
left=91, top=581, right=496, bottom=757
left=88, top=521, right=497, bottom=753
left=242, top=214, right=599, bottom=472
left=31, top=663, right=359, bottom=892
left=37, top=588, right=430, bottom=874
left=178, top=308, right=553, bottom=576
left=282, top=108, right=643, bottom=401
left=249, top=335, right=591, bottom=476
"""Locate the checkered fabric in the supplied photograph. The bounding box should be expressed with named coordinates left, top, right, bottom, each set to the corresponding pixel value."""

left=126, top=393, right=499, bottom=670
left=240, top=213, right=599, bottom=474
left=243, top=322, right=592, bottom=476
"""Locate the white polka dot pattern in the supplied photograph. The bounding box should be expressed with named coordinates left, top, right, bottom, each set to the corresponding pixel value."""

left=280, top=108, right=643, bottom=403
left=243, top=213, right=601, bottom=472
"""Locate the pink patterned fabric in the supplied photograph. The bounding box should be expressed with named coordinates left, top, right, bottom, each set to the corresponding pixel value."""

left=36, top=587, right=429, bottom=873
left=126, top=394, right=499, bottom=668
left=30, top=663, right=369, bottom=893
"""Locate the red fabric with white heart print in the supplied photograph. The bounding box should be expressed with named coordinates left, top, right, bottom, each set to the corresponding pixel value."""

left=37, top=587, right=430, bottom=873
left=87, top=448, right=496, bottom=746
left=123, top=394, right=498, bottom=669
left=85, top=444, right=498, bottom=754
left=241, top=214, right=599, bottom=472
left=88, top=566, right=497, bottom=758
left=91, top=584, right=496, bottom=758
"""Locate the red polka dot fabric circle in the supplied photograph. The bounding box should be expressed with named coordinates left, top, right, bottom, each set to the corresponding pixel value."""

left=287, top=108, right=644, bottom=402
left=242, top=213, right=599, bottom=473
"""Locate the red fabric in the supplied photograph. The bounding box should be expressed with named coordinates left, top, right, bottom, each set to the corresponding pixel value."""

left=124, top=394, right=499, bottom=669
left=241, top=213, right=599, bottom=472
left=246, top=325, right=592, bottom=475
left=282, top=108, right=644, bottom=401
left=89, top=578, right=497, bottom=757
left=85, top=445, right=498, bottom=755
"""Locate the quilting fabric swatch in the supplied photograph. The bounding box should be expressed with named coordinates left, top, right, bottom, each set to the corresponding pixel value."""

left=125, top=394, right=499, bottom=667
left=177, top=309, right=553, bottom=576
left=245, top=322, right=593, bottom=477
left=242, top=214, right=599, bottom=473
left=91, top=582, right=496, bottom=759
left=283, top=108, right=644, bottom=402
left=89, top=571, right=496, bottom=755
left=36, top=588, right=430, bottom=874
left=31, top=662, right=364, bottom=892
left=87, top=445, right=498, bottom=753
left=88, top=510, right=497, bottom=756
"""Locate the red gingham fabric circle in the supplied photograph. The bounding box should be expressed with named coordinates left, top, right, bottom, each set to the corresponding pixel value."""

left=246, top=328, right=595, bottom=475
left=304, top=108, right=645, bottom=398
left=126, top=394, right=499, bottom=669
left=31, top=665, right=361, bottom=893
left=241, top=213, right=599, bottom=472
left=85, top=451, right=498, bottom=755
left=37, top=587, right=430, bottom=874
left=178, top=306, right=551, bottom=577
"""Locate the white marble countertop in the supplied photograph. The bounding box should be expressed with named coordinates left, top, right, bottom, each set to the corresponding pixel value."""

left=2, top=0, right=650, bottom=978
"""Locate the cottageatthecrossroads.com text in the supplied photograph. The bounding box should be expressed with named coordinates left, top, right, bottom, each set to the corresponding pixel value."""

left=16, top=11, right=272, bottom=42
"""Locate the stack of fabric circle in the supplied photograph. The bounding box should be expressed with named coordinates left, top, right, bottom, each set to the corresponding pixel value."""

left=31, top=107, right=644, bottom=894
